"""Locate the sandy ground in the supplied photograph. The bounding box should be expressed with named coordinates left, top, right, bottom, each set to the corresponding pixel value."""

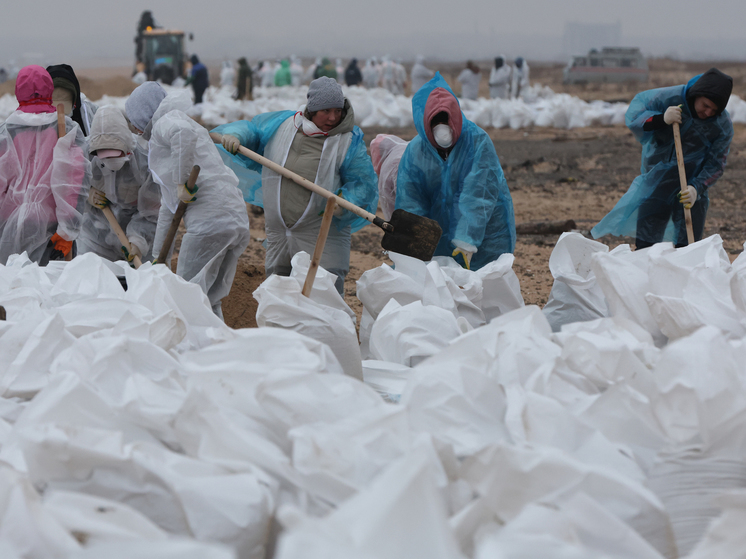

left=5, top=59, right=743, bottom=328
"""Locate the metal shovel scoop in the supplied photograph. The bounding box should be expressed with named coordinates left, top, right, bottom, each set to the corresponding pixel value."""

left=210, top=132, right=442, bottom=261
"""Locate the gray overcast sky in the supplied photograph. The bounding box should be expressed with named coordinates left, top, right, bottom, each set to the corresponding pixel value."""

left=2, top=0, right=745, bottom=68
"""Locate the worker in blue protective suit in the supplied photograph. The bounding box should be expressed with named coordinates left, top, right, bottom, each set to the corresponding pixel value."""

left=212, top=77, right=379, bottom=294
left=395, top=72, right=515, bottom=270
left=592, top=68, right=733, bottom=248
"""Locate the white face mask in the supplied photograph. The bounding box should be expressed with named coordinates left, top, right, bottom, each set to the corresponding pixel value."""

left=100, top=155, right=129, bottom=172
left=433, top=123, right=453, bottom=149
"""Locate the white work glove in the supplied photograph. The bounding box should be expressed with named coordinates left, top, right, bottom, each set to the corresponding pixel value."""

left=88, top=187, right=110, bottom=209
left=177, top=183, right=198, bottom=203
left=664, top=105, right=682, bottom=125
left=222, top=134, right=241, bottom=155
left=121, top=240, right=142, bottom=263
left=451, top=239, right=477, bottom=270
left=679, top=184, right=698, bottom=209
left=333, top=202, right=345, bottom=217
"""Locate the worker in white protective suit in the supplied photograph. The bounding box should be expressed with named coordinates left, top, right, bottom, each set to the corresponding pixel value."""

left=335, top=58, right=345, bottom=84
left=410, top=55, right=435, bottom=95
left=457, top=60, right=481, bottom=101
left=289, top=55, right=304, bottom=87
left=362, top=58, right=379, bottom=89
left=488, top=55, right=511, bottom=99
left=125, top=82, right=251, bottom=318
left=220, top=60, right=236, bottom=89
left=214, top=77, right=379, bottom=295
left=79, top=106, right=160, bottom=263
left=260, top=61, right=275, bottom=88
left=0, top=65, right=91, bottom=265
left=380, top=56, right=396, bottom=93
left=512, top=57, right=530, bottom=100
left=393, top=59, right=407, bottom=95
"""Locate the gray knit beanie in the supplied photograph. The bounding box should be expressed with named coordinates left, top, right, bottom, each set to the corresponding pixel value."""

left=307, top=77, right=345, bottom=112
left=125, top=81, right=167, bottom=132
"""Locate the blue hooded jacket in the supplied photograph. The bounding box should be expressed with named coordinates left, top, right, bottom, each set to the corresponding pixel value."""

left=592, top=74, right=733, bottom=243
left=395, top=73, right=515, bottom=269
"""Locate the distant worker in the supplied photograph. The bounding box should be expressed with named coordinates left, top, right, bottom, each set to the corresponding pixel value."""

left=345, top=58, right=363, bottom=87
left=395, top=73, right=515, bottom=270
left=457, top=61, right=481, bottom=101
left=260, top=60, right=275, bottom=87
left=0, top=68, right=7, bottom=84
left=370, top=134, right=408, bottom=221
left=214, top=77, right=379, bottom=294
left=79, top=106, right=160, bottom=263
left=410, top=55, right=435, bottom=95
left=235, top=57, right=253, bottom=100
left=125, top=83, right=251, bottom=317
left=362, top=58, right=379, bottom=89
left=592, top=68, right=733, bottom=249
left=274, top=59, right=292, bottom=87
left=488, top=56, right=511, bottom=100
left=0, top=65, right=90, bottom=265
left=47, top=63, right=98, bottom=136
left=393, top=59, right=407, bottom=95
left=379, top=56, right=395, bottom=93
left=314, top=57, right=337, bottom=81
left=335, top=58, right=345, bottom=84
left=289, top=55, right=304, bottom=87
left=512, top=57, right=529, bottom=99
left=220, top=60, right=235, bottom=88
left=187, top=54, right=209, bottom=104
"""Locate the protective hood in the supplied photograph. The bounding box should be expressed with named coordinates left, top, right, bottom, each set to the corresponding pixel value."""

left=190, top=55, right=200, bottom=65
left=46, top=63, right=86, bottom=133
left=413, top=73, right=463, bottom=151
left=370, top=134, right=408, bottom=175
left=685, top=68, right=733, bottom=116
left=15, top=65, right=55, bottom=114
left=495, top=56, right=504, bottom=69
left=88, top=105, right=135, bottom=156
left=151, top=90, right=192, bottom=126
left=125, top=81, right=167, bottom=132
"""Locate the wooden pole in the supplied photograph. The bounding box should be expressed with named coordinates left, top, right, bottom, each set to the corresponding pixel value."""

left=302, top=197, right=337, bottom=298
left=57, top=104, right=73, bottom=261
left=672, top=122, right=696, bottom=245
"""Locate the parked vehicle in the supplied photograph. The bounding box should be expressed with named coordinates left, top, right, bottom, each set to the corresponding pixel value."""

left=563, top=47, right=648, bottom=85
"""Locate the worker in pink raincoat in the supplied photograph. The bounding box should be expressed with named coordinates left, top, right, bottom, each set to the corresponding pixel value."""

left=0, top=65, right=90, bottom=264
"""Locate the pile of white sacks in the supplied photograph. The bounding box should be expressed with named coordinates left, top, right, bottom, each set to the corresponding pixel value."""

left=2, top=233, right=746, bottom=558
left=4, top=83, right=746, bottom=130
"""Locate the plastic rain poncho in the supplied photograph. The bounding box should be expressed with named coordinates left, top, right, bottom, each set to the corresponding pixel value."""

left=371, top=134, right=408, bottom=221
left=213, top=104, right=378, bottom=285
left=395, top=73, right=515, bottom=270
left=274, top=60, right=292, bottom=87
left=78, top=106, right=160, bottom=262
left=591, top=74, right=733, bottom=246
left=140, top=89, right=250, bottom=316
left=0, top=69, right=90, bottom=265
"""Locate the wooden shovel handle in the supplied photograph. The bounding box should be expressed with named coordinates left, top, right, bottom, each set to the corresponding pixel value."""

left=210, top=132, right=392, bottom=233
left=101, top=206, right=142, bottom=269
left=302, top=197, right=336, bottom=297
left=156, top=165, right=201, bottom=266
left=56, top=105, right=74, bottom=261
left=672, top=122, right=695, bottom=245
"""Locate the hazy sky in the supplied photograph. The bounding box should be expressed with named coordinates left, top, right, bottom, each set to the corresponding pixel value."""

left=2, top=0, right=745, bottom=68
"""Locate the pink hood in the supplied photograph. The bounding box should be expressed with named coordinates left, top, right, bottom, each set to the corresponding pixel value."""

left=15, top=65, right=55, bottom=114
left=423, top=87, right=462, bottom=150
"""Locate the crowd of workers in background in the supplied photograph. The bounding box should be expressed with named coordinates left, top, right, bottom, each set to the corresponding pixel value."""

left=165, top=54, right=533, bottom=102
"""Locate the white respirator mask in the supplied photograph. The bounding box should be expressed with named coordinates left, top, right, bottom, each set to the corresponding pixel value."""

left=100, top=155, right=129, bottom=172
left=433, top=124, right=453, bottom=148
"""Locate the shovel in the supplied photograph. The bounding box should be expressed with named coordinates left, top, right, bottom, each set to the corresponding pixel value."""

left=672, top=122, right=695, bottom=245
left=57, top=104, right=73, bottom=261
left=100, top=207, right=143, bottom=269
left=209, top=132, right=442, bottom=261
left=156, top=165, right=201, bottom=268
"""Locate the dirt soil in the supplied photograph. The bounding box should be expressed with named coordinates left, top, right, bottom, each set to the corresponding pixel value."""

left=10, top=59, right=741, bottom=329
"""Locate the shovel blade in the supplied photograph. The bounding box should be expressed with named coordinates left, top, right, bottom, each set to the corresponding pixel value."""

left=381, top=209, right=442, bottom=262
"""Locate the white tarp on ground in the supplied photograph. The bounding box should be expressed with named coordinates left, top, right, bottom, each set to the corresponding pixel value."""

left=4, top=82, right=745, bottom=130
left=1, top=237, right=746, bottom=556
